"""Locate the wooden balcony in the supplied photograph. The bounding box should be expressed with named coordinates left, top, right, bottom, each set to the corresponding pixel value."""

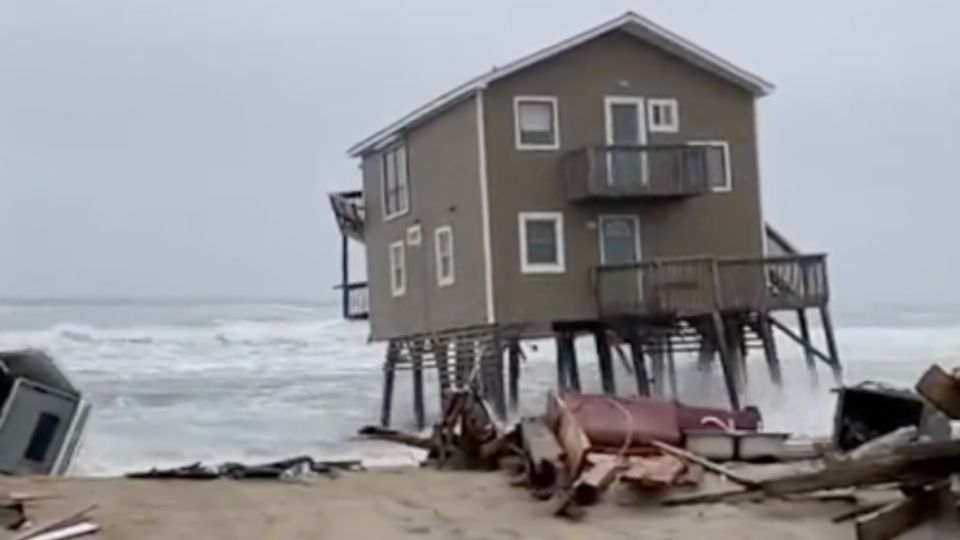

left=562, top=144, right=725, bottom=201
left=329, top=190, right=365, bottom=242
left=337, top=281, right=369, bottom=320
left=596, top=254, right=829, bottom=318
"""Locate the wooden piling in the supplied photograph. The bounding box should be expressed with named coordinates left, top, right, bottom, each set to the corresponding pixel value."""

left=665, top=337, right=679, bottom=399
left=625, top=329, right=650, bottom=396
left=755, top=314, right=783, bottom=386
left=566, top=334, right=581, bottom=392
left=380, top=341, right=398, bottom=427
left=455, top=339, right=473, bottom=388
left=594, top=327, right=616, bottom=395
left=711, top=312, right=741, bottom=411
left=434, top=337, right=451, bottom=409
left=507, top=338, right=521, bottom=411
left=411, top=340, right=425, bottom=430
left=796, top=309, right=819, bottom=385
left=555, top=333, right=570, bottom=391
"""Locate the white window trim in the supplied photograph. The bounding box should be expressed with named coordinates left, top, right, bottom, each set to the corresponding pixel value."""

left=388, top=240, right=406, bottom=297
left=688, top=140, right=733, bottom=193
left=434, top=226, right=455, bottom=287
left=647, top=98, right=679, bottom=133
left=406, top=224, right=422, bottom=246
left=598, top=215, right=642, bottom=265
left=381, top=143, right=410, bottom=222
left=518, top=211, right=565, bottom=274
left=513, top=96, right=560, bottom=151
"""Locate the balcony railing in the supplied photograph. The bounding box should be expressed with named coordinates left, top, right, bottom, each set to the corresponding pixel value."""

left=596, top=254, right=828, bottom=318
left=562, top=144, right=724, bottom=201
left=337, top=281, right=369, bottom=320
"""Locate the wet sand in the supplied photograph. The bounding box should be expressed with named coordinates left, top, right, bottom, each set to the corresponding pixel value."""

left=1, top=468, right=923, bottom=540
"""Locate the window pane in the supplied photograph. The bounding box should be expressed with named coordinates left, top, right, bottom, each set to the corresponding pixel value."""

left=396, top=146, right=408, bottom=211
left=525, top=219, right=558, bottom=264
left=704, top=145, right=728, bottom=189
left=519, top=101, right=555, bottom=145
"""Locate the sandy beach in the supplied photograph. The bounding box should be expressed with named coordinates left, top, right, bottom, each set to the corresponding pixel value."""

left=5, top=468, right=954, bottom=540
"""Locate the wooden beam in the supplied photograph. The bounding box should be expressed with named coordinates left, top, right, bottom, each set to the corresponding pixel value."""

left=796, top=309, right=819, bottom=384
left=507, top=339, right=521, bottom=412
left=519, top=417, right=565, bottom=490
left=916, top=364, right=960, bottom=419
left=754, top=314, right=783, bottom=386
left=380, top=343, right=398, bottom=427
left=855, top=483, right=949, bottom=540
left=625, top=329, right=650, bottom=396
left=768, top=315, right=835, bottom=370
left=819, top=307, right=844, bottom=384
left=411, top=341, right=425, bottom=430
left=649, top=440, right=760, bottom=489
left=555, top=333, right=570, bottom=391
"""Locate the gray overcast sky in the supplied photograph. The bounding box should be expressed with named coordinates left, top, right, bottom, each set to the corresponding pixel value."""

left=0, top=0, right=957, bottom=307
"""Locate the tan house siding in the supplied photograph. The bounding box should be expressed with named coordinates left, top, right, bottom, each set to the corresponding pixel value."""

left=362, top=97, right=488, bottom=340
left=483, top=30, right=765, bottom=330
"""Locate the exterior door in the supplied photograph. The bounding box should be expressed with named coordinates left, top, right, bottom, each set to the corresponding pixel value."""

left=599, top=215, right=641, bottom=265
left=604, top=97, right=648, bottom=188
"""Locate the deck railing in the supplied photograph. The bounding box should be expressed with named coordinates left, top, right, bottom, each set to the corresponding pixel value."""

left=337, top=281, right=369, bottom=320
left=562, top=144, right=723, bottom=201
left=596, top=254, right=828, bottom=318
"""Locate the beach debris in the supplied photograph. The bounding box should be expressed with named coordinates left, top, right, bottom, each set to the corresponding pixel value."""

left=126, top=456, right=363, bottom=481
left=11, top=505, right=97, bottom=540
left=853, top=481, right=952, bottom=540
left=0, top=498, right=26, bottom=531
left=0, top=350, right=91, bottom=477
left=916, top=364, right=960, bottom=420
left=833, top=383, right=925, bottom=451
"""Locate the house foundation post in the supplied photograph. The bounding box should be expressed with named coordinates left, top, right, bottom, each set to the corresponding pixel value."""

left=796, top=309, right=819, bottom=386
left=507, top=338, right=521, bottom=412
left=594, top=326, right=616, bottom=395
left=380, top=340, right=399, bottom=427
left=624, top=328, right=650, bottom=397
left=711, top=312, right=741, bottom=411
left=819, top=306, right=844, bottom=384
left=411, top=339, right=425, bottom=430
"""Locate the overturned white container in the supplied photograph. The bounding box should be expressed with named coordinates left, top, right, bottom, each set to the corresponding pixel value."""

left=0, top=350, right=91, bottom=475
left=737, top=432, right=789, bottom=461
left=684, top=430, right=737, bottom=461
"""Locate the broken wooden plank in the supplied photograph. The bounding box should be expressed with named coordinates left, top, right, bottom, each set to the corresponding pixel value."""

left=843, top=427, right=917, bottom=462
left=916, top=364, right=960, bottom=419
left=519, top=417, right=565, bottom=489
left=649, top=440, right=760, bottom=489
left=23, top=522, right=98, bottom=540
left=855, top=483, right=949, bottom=540
left=12, top=506, right=97, bottom=540
left=548, top=393, right=591, bottom=477
left=549, top=460, right=623, bottom=518
left=832, top=503, right=887, bottom=524
left=761, top=439, right=960, bottom=496
left=357, top=425, right=434, bottom=451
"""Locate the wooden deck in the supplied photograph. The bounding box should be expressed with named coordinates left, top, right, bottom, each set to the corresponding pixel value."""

left=596, top=253, right=829, bottom=318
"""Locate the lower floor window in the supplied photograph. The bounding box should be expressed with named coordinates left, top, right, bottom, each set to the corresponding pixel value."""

left=519, top=211, right=565, bottom=274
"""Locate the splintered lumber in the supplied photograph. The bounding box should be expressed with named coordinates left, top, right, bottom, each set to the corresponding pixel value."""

left=357, top=426, right=433, bottom=450
left=649, top=440, right=760, bottom=489
left=831, top=503, right=887, bottom=524
left=519, top=417, right=565, bottom=489
left=843, top=427, right=917, bottom=461
left=0, top=499, right=25, bottom=531
left=546, top=393, right=590, bottom=476
left=22, top=523, right=99, bottom=540
left=550, top=460, right=623, bottom=518
left=916, top=364, right=960, bottom=419
left=854, top=483, right=950, bottom=540
left=761, top=439, right=960, bottom=496
left=12, top=506, right=97, bottom=540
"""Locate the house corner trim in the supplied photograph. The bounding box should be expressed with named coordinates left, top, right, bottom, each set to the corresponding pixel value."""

left=476, top=91, right=496, bottom=324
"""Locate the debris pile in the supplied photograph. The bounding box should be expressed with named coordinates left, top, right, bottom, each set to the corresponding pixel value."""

left=126, top=456, right=364, bottom=481
left=1, top=495, right=98, bottom=540
left=359, top=363, right=960, bottom=537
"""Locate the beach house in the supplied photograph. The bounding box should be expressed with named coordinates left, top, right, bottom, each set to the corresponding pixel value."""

left=330, top=12, right=842, bottom=427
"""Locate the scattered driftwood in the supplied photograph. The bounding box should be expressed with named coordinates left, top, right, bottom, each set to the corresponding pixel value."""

left=127, top=456, right=361, bottom=480
left=549, top=460, right=623, bottom=518
left=0, top=498, right=26, bottom=531
left=854, top=482, right=951, bottom=540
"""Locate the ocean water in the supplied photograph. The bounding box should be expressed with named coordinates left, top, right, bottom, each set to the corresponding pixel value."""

left=0, top=299, right=958, bottom=476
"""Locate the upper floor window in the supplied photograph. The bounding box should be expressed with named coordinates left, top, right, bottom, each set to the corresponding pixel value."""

left=648, top=99, right=679, bottom=133
left=434, top=226, right=455, bottom=287
left=514, top=97, right=560, bottom=150
left=688, top=140, right=732, bottom=192
left=519, top=211, right=565, bottom=274
left=382, top=143, right=409, bottom=219
left=389, top=240, right=406, bottom=297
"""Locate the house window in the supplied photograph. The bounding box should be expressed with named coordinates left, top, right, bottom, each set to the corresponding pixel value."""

left=389, top=240, right=406, bottom=297
left=406, top=224, right=422, bottom=246
left=519, top=211, right=565, bottom=274
left=648, top=99, right=679, bottom=133
left=382, top=144, right=409, bottom=219
left=514, top=97, right=560, bottom=150
left=688, top=141, right=732, bottom=192
left=434, top=226, right=455, bottom=287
